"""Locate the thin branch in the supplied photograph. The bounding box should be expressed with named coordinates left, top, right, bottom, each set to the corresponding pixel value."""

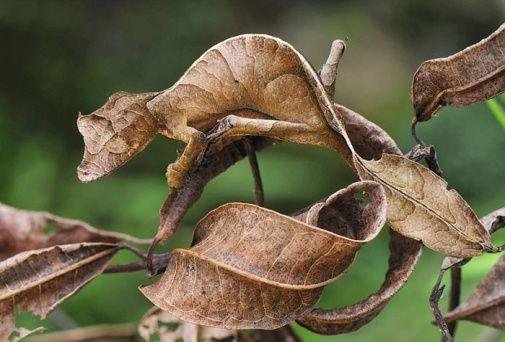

left=411, top=120, right=425, bottom=146
left=430, top=269, right=453, bottom=342
left=448, top=267, right=461, bottom=337
left=105, top=252, right=171, bottom=276
left=120, top=244, right=146, bottom=260
left=406, top=141, right=451, bottom=340
left=244, top=138, right=265, bottom=207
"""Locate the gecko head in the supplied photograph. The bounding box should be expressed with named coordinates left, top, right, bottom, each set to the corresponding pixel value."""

left=76, top=91, right=160, bottom=183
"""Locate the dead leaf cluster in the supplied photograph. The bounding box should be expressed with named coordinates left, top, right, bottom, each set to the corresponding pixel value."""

left=1, top=21, right=504, bottom=342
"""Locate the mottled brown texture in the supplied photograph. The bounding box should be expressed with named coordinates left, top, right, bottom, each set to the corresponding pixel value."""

left=77, top=91, right=159, bottom=182
left=140, top=181, right=386, bottom=330
left=444, top=254, right=505, bottom=329
left=412, top=24, right=505, bottom=122
left=139, top=307, right=236, bottom=342
left=0, top=243, right=120, bottom=340
left=0, top=203, right=150, bottom=260
left=354, top=153, right=493, bottom=257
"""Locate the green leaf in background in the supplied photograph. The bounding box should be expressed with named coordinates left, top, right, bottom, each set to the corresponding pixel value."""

left=486, top=97, right=505, bottom=130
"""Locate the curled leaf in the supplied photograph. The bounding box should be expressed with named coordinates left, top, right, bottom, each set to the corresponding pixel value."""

left=290, top=105, right=422, bottom=335
left=412, top=23, right=505, bottom=122
left=297, top=230, right=421, bottom=334
left=0, top=203, right=150, bottom=260
left=355, top=153, right=494, bottom=257
left=444, top=254, right=505, bottom=329
left=140, top=181, right=386, bottom=330
left=77, top=91, right=159, bottom=182
left=337, top=104, right=401, bottom=159
left=0, top=243, right=120, bottom=340
left=139, top=307, right=236, bottom=342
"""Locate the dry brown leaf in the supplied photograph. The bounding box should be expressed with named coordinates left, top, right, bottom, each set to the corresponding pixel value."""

left=337, top=104, right=401, bottom=159
left=140, top=181, right=386, bottom=330
left=77, top=91, right=159, bottom=182
left=0, top=243, right=120, bottom=340
left=354, top=153, right=494, bottom=257
left=297, top=230, right=422, bottom=334
left=336, top=98, right=492, bottom=261
left=0, top=203, right=150, bottom=260
left=139, top=307, right=236, bottom=342
left=337, top=98, right=496, bottom=259
left=442, top=207, right=505, bottom=270
left=444, top=254, right=505, bottom=329
left=412, top=23, right=505, bottom=122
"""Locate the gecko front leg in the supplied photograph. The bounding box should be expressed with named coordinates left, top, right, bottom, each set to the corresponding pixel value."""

left=160, top=125, right=206, bottom=189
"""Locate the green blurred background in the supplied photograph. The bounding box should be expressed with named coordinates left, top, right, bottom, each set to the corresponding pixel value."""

left=1, top=1, right=504, bottom=341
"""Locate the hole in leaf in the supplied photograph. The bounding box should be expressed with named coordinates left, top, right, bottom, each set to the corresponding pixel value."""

left=43, top=222, right=57, bottom=236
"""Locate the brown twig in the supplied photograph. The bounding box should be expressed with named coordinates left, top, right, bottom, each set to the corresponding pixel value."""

left=120, top=244, right=146, bottom=260
left=407, top=133, right=452, bottom=340
left=244, top=137, right=265, bottom=207
left=105, top=252, right=171, bottom=276
left=411, top=120, right=425, bottom=146
left=430, top=269, right=453, bottom=342
left=448, top=267, right=461, bottom=337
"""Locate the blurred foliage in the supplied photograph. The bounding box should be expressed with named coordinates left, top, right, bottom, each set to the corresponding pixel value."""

left=0, top=1, right=504, bottom=341
left=487, top=96, right=505, bottom=130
